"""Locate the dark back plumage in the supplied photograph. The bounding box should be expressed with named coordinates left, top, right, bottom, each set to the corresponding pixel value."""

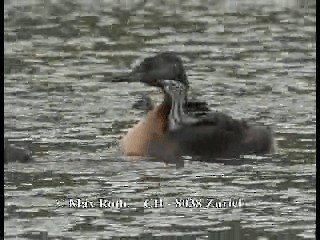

left=147, top=80, right=276, bottom=163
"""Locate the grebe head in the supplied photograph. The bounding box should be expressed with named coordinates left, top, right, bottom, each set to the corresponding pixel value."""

left=111, top=52, right=210, bottom=114
left=111, top=52, right=189, bottom=89
left=160, top=79, right=188, bottom=99
left=158, top=79, right=198, bottom=129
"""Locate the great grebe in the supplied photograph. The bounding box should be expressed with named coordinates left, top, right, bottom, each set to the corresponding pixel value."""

left=116, top=53, right=276, bottom=165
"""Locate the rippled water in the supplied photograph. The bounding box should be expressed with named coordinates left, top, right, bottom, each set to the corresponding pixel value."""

left=4, top=0, right=316, bottom=239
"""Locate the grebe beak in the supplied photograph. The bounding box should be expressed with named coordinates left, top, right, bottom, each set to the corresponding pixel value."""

left=111, top=71, right=168, bottom=88
left=111, top=72, right=139, bottom=83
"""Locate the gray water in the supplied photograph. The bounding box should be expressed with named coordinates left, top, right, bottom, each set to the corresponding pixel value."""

left=4, top=0, right=316, bottom=239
